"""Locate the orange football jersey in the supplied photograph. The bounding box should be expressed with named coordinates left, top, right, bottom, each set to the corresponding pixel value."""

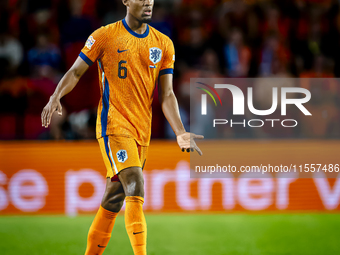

left=80, top=19, right=175, bottom=146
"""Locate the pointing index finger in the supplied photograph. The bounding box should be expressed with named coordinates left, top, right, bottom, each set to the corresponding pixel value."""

left=195, top=145, right=203, bottom=156
left=193, top=134, right=204, bottom=139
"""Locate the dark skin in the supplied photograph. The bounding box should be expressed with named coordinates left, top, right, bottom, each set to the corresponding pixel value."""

left=101, top=167, right=143, bottom=212
left=123, top=0, right=153, bottom=29
left=41, top=0, right=203, bottom=213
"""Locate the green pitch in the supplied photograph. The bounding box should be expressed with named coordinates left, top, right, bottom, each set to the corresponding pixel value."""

left=1, top=213, right=340, bottom=255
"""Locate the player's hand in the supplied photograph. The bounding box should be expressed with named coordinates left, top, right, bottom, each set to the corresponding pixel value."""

left=41, top=96, right=62, bottom=128
left=177, top=132, right=204, bottom=156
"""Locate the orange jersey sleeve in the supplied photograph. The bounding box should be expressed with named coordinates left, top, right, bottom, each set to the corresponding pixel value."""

left=80, top=26, right=107, bottom=66
left=159, top=39, right=175, bottom=75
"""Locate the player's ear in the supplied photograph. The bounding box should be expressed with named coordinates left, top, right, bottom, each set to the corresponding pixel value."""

left=122, top=0, right=129, bottom=7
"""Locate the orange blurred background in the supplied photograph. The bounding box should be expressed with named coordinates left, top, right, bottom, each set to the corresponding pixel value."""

left=1, top=140, right=339, bottom=215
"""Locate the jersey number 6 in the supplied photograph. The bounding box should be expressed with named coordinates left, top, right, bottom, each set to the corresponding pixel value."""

left=118, top=60, right=127, bottom=79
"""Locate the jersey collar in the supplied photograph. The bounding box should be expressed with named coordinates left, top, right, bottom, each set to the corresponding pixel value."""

left=122, top=19, right=149, bottom=38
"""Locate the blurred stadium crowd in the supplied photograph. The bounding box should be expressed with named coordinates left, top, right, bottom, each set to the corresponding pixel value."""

left=0, top=0, right=340, bottom=140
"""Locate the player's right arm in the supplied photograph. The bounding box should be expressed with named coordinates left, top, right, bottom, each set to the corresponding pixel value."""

left=42, top=25, right=107, bottom=128
left=41, top=57, right=89, bottom=128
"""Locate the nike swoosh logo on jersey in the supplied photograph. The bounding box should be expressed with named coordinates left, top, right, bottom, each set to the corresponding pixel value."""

left=118, top=49, right=129, bottom=53
left=98, top=245, right=106, bottom=248
left=133, top=231, right=144, bottom=235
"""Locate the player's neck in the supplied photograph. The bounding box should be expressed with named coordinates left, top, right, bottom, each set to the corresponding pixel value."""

left=125, top=14, right=148, bottom=35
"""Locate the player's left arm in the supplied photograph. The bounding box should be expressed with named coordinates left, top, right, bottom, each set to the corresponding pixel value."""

left=159, top=73, right=204, bottom=155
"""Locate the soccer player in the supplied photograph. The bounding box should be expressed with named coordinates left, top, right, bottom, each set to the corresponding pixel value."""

left=41, top=0, right=203, bottom=254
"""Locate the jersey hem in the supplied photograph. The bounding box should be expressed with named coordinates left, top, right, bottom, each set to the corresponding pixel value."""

left=96, top=134, right=150, bottom=147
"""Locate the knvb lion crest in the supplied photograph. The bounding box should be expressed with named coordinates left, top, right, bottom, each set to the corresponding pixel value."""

left=149, top=47, right=162, bottom=65
left=116, top=150, right=128, bottom=163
